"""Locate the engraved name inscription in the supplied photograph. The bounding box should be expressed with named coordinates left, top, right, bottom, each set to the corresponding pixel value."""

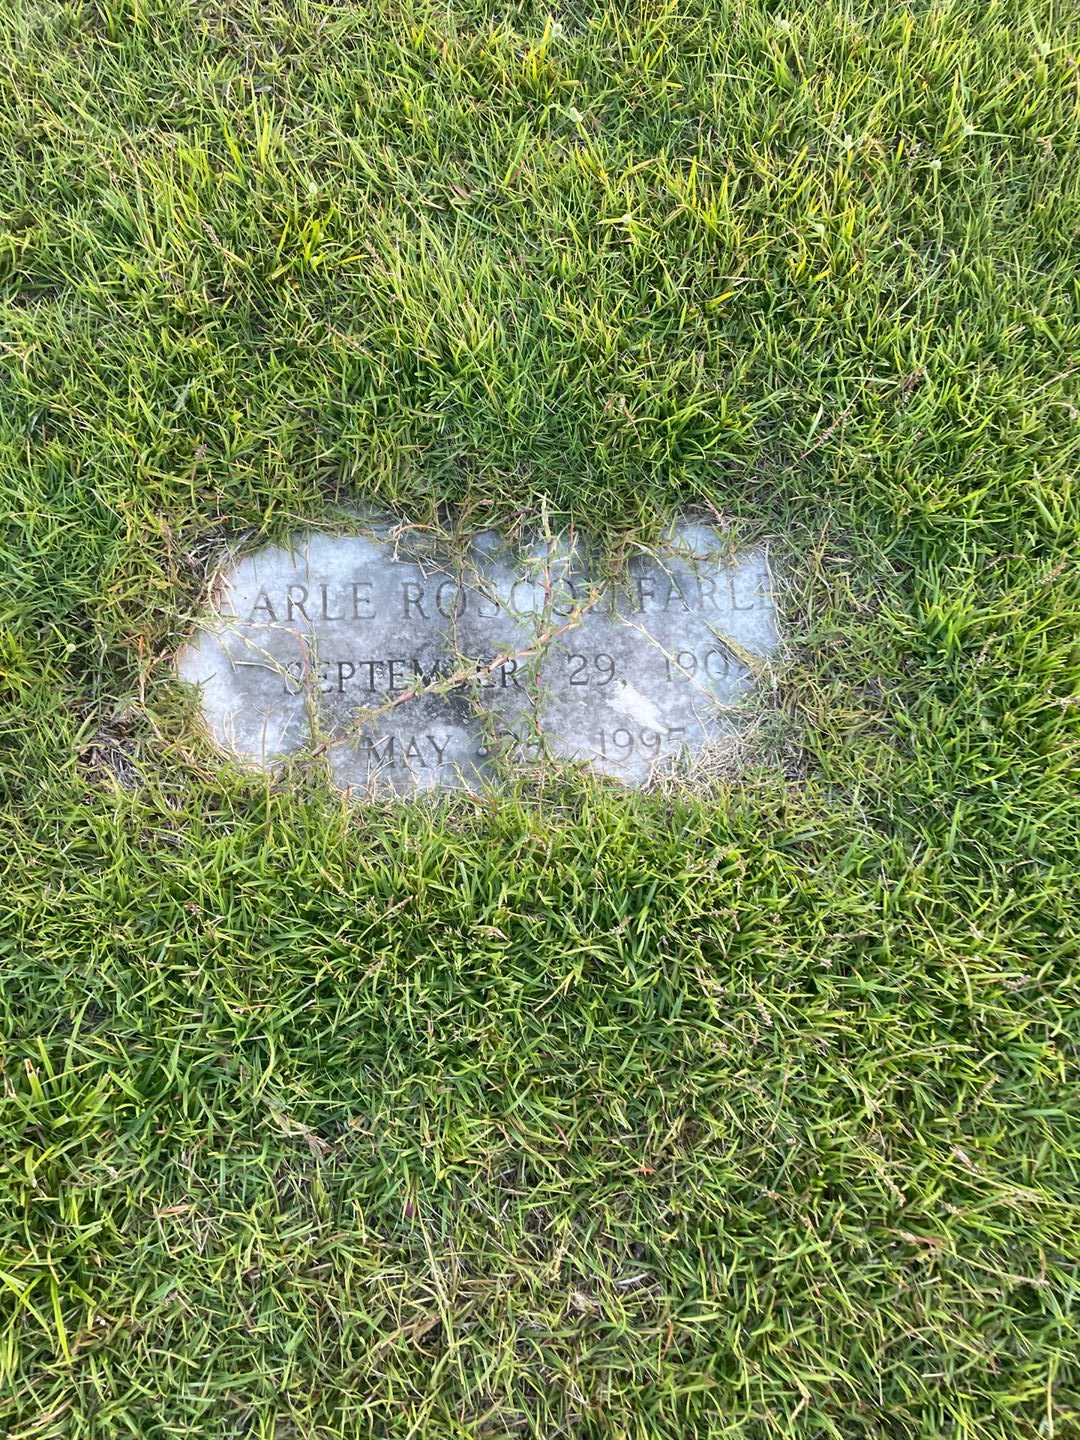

left=245, top=569, right=755, bottom=626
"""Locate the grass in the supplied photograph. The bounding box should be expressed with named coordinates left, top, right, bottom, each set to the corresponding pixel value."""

left=1, top=0, right=1078, bottom=1434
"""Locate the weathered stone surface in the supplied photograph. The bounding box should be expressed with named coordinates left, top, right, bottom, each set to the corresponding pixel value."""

left=177, top=518, right=780, bottom=795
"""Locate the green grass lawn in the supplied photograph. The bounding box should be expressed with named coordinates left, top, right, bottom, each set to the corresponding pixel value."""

left=2, top=0, right=1079, bottom=1434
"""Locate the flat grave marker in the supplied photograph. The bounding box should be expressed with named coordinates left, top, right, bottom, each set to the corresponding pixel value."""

left=177, top=519, right=780, bottom=795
